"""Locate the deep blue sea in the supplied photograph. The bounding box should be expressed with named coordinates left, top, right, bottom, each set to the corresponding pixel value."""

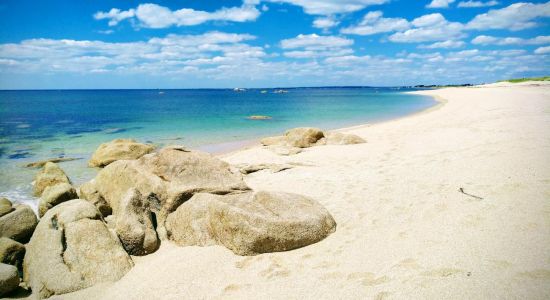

left=0, top=87, right=435, bottom=208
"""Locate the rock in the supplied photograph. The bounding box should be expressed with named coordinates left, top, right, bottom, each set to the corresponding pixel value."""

left=238, top=163, right=293, bottom=175
left=0, top=198, right=14, bottom=217
left=0, top=204, right=38, bottom=243
left=247, top=115, right=272, bottom=120
left=0, top=237, right=25, bottom=271
left=285, top=127, right=324, bottom=148
left=23, top=199, right=133, bottom=299
left=79, top=181, right=112, bottom=217
left=165, top=191, right=337, bottom=255
left=323, top=132, right=366, bottom=145
left=115, top=189, right=159, bottom=256
left=24, top=157, right=80, bottom=169
left=267, top=145, right=303, bottom=156
left=260, top=135, right=286, bottom=146
left=39, top=183, right=78, bottom=217
left=91, top=146, right=250, bottom=237
left=33, top=162, right=71, bottom=196
left=88, top=138, right=155, bottom=168
left=0, top=263, right=19, bottom=297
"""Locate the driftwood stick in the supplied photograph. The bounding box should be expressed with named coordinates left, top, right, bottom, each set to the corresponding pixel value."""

left=458, top=187, right=483, bottom=200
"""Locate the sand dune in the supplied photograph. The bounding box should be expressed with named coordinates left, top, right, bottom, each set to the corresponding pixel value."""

left=59, top=82, right=550, bottom=299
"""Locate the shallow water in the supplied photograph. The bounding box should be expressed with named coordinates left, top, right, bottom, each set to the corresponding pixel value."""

left=0, top=88, right=435, bottom=208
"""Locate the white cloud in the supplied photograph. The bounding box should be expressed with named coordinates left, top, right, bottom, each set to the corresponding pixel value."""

left=281, top=34, right=353, bottom=49
left=467, top=2, right=550, bottom=31
left=94, top=8, right=136, bottom=26
left=280, top=34, right=354, bottom=58
left=534, top=46, right=550, bottom=54
left=266, top=0, right=389, bottom=15
left=420, top=40, right=466, bottom=49
left=457, top=1, right=499, bottom=8
left=313, top=17, right=340, bottom=29
left=389, top=13, right=465, bottom=42
left=427, top=0, right=455, bottom=8
left=340, top=11, right=410, bottom=35
left=95, top=3, right=260, bottom=28
left=472, top=35, right=550, bottom=45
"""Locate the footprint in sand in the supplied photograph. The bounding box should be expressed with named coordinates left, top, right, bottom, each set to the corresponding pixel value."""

left=516, top=269, right=550, bottom=280
left=421, top=268, right=464, bottom=277
left=347, top=272, right=390, bottom=286
left=223, top=283, right=252, bottom=293
left=259, top=257, right=290, bottom=279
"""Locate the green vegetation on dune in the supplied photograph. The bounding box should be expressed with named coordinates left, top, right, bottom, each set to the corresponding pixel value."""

left=499, top=76, right=550, bottom=83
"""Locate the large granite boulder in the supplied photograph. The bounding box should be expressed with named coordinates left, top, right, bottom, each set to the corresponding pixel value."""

left=78, top=180, right=111, bottom=217
left=165, top=191, right=337, bottom=255
left=115, top=189, right=159, bottom=255
left=285, top=127, right=325, bottom=148
left=0, top=198, right=14, bottom=217
left=38, top=183, right=78, bottom=217
left=260, top=135, right=286, bottom=146
left=33, top=162, right=71, bottom=196
left=88, top=138, right=155, bottom=168
left=0, top=204, right=38, bottom=243
left=0, top=237, right=25, bottom=271
left=23, top=199, right=133, bottom=299
left=320, top=132, right=366, bottom=145
left=0, top=263, right=19, bottom=297
left=88, top=146, right=250, bottom=237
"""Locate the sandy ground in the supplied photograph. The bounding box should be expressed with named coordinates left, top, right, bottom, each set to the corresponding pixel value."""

left=57, top=82, right=550, bottom=300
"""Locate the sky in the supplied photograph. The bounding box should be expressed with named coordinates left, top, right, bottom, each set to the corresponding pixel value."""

left=0, top=0, right=549, bottom=89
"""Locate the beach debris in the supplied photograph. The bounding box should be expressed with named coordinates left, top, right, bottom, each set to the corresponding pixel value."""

left=38, top=183, right=78, bottom=217
left=0, top=263, right=19, bottom=297
left=246, top=115, right=272, bottom=120
left=78, top=180, right=111, bottom=217
left=23, top=200, right=133, bottom=299
left=165, top=191, right=336, bottom=255
left=0, top=237, right=25, bottom=272
left=24, top=157, right=80, bottom=169
left=0, top=203, right=38, bottom=243
left=458, top=187, right=483, bottom=200
left=33, top=162, right=71, bottom=197
left=88, top=138, right=155, bottom=168
left=114, top=189, right=159, bottom=256
left=86, top=146, right=250, bottom=239
left=237, top=163, right=294, bottom=174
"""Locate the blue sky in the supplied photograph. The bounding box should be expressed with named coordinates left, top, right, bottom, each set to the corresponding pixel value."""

left=0, top=0, right=549, bottom=88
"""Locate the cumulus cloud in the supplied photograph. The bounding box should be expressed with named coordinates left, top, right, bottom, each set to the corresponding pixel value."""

left=313, top=17, right=340, bottom=29
left=472, top=35, right=550, bottom=45
left=466, top=2, right=550, bottom=31
left=389, top=13, right=465, bottom=42
left=427, top=0, right=455, bottom=8
left=95, top=3, right=260, bottom=28
left=534, top=46, right=550, bottom=54
left=280, top=34, right=354, bottom=58
left=457, top=1, right=499, bottom=8
left=420, top=40, right=466, bottom=49
left=340, top=11, right=410, bottom=35
left=266, top=0, right=389, bottom=15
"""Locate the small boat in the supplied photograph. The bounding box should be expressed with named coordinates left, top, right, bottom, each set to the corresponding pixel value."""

left=158, top=91, right=165, bottom=95
left=233, top=88, right=246, bottom=92
left=260, top=90, right=268, bottom=94
left=273, top=89, right=288, bottom=94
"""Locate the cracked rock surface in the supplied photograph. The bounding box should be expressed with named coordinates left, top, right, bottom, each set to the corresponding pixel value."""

left=23, top=199, right=133, bottom=299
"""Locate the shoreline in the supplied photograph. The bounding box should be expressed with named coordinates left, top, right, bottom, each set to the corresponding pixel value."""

left=66, top=81, right=549, bottom=299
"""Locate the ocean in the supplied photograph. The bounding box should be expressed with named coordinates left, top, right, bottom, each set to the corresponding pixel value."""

left=0, top=87, right=435, bottom=208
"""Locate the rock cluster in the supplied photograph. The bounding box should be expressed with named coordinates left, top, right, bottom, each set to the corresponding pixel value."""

left=260, top=127, right=366, bottom=155
left=88, top=138, right=155, bottom=168
left=2, top=136, right=337, bottom=298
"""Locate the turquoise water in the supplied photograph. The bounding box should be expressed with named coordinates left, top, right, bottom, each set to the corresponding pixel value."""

left=0, top=88, right=435, bottom=208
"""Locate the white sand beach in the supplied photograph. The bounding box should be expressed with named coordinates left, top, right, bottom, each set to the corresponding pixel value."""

left=58, top=82, right=550, bottom=299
